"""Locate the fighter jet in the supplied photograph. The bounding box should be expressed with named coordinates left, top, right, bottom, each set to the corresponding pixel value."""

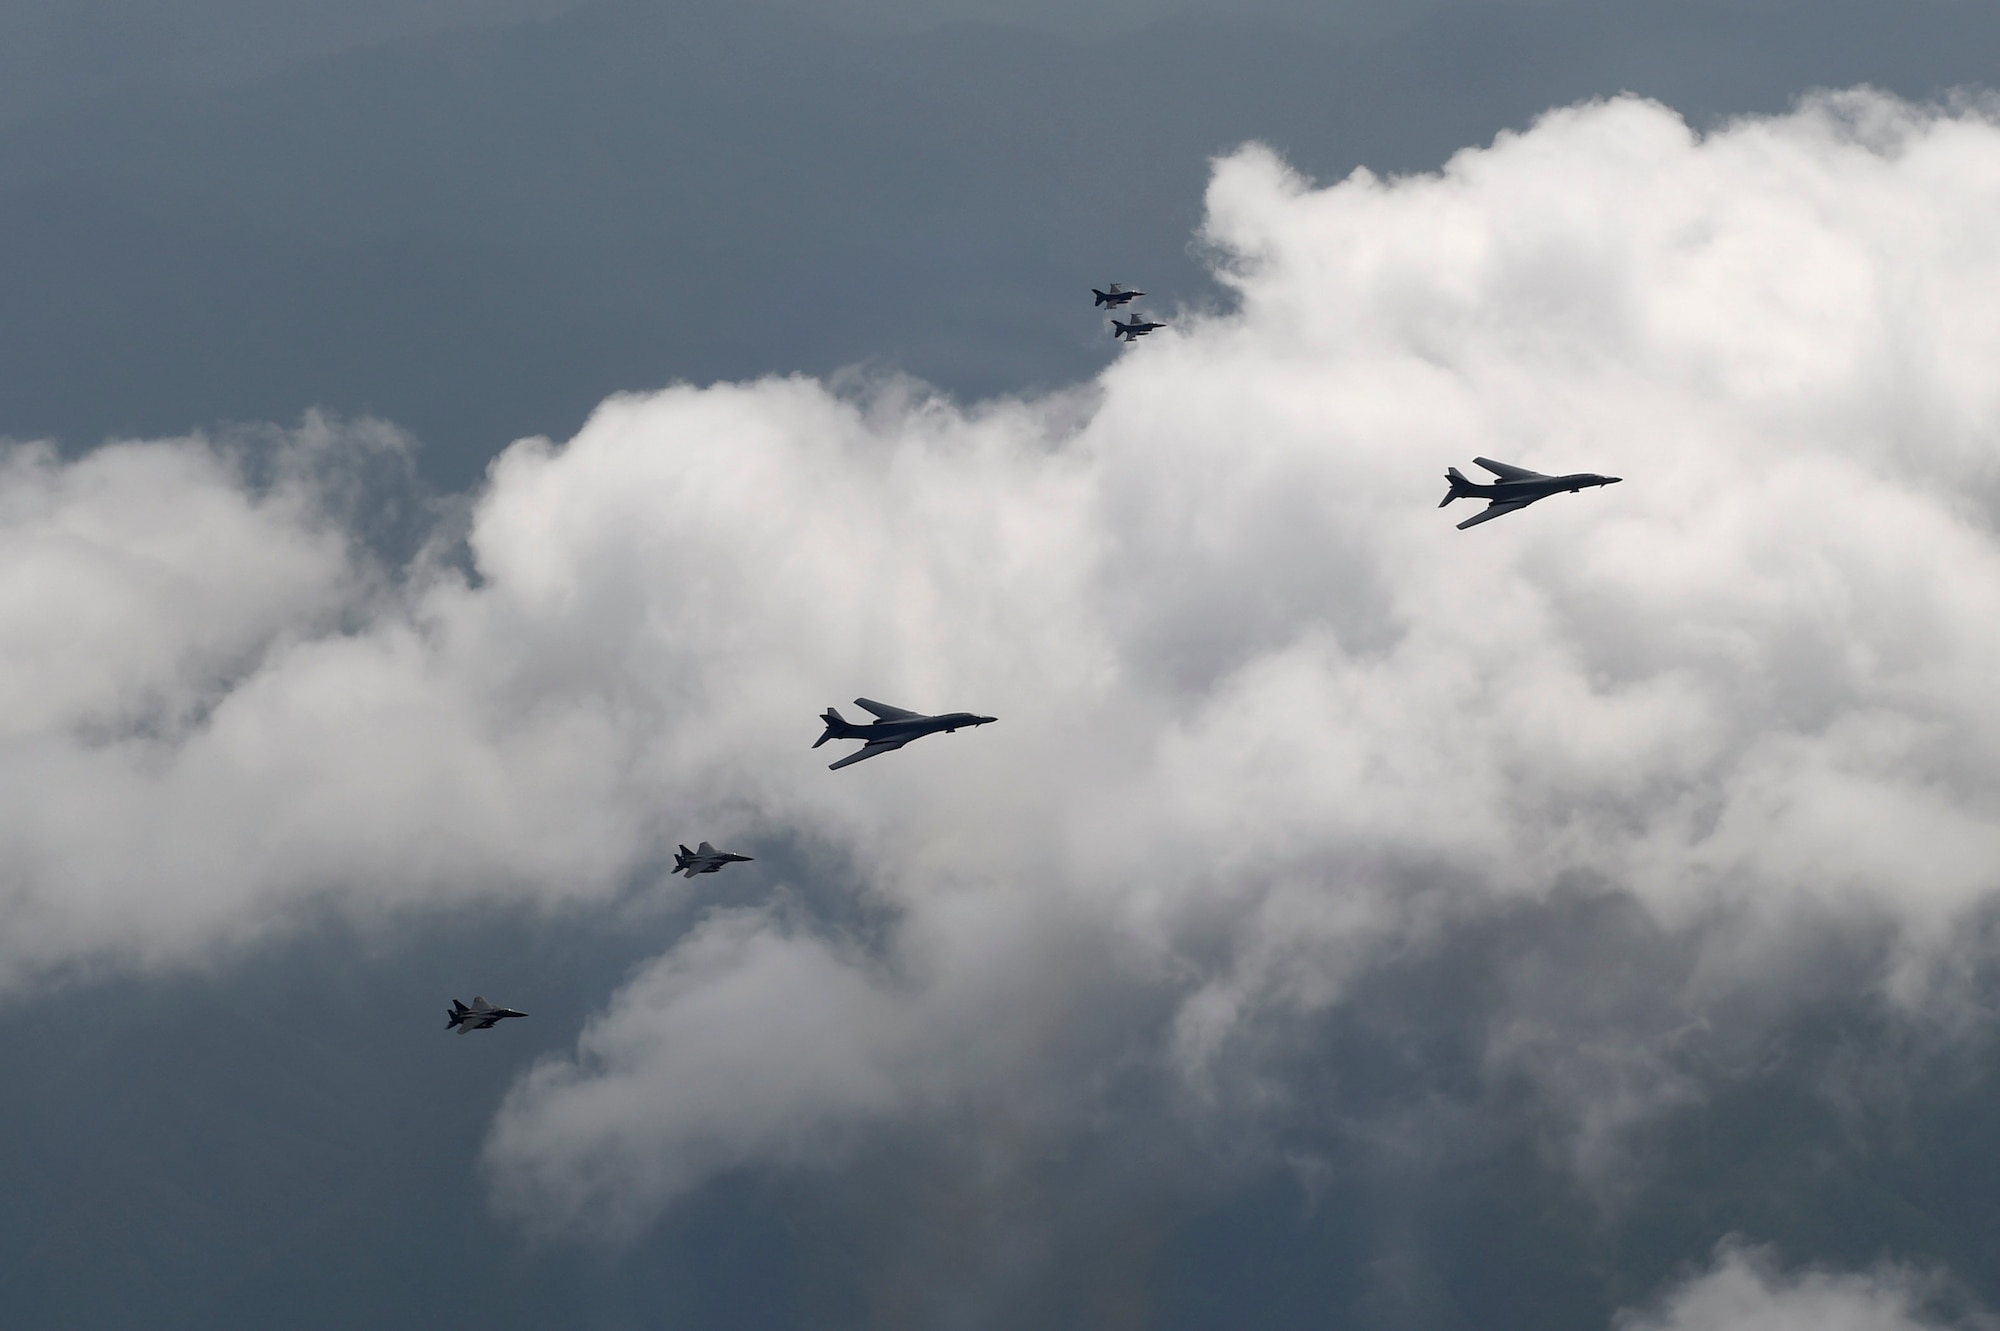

left=446, top=996, right=527, bottom=1033
left=674, top=841, right=753, bottom=878
left=813, top=698, right=998, bottom=770
left=1112, top=313, right=1166, bottom=341
left=1439, top=457, right=1622, bottom=529
left=1093, top=283, right=1145, bottom=308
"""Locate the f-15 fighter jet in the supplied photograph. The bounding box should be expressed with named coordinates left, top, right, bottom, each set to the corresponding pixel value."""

left=813, top=698, right=998, bottom=770
left=675, top=841, right=753, bottom=878
left=1112, top=312, right=1166, bottom=341
left=446, top=996, right=527, bottom=1033
left=1439, top=457, right=1622, bottom=529
left=1093, top=283, right=1145, bottom=308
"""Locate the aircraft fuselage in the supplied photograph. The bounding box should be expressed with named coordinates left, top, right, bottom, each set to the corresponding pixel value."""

left=822, top=711, right=996, bottom=745
left=1454, top=472, right=1621, bottom=502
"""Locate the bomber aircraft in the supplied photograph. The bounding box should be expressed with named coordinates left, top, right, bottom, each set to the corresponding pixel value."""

left=1093, top=283, right=1145, bottom=308
left=814, top=698, right=998, bottom=770
left=1112, top=312, right=1166, bottom=341
left=446, top=996, right=528, bottom=1033
left=675, top=841, right=753, bottom=877
left=1439, top=457, right=1622, bottom=529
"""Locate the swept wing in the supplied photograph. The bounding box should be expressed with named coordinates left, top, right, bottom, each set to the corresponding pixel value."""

left=1456, top=499, right=1534, bottom=529
left=1474, top=457, right=1545, bottom=481
left=828, top=740, right=909, bottom=770
left=854, top=698, right=922, bottom=721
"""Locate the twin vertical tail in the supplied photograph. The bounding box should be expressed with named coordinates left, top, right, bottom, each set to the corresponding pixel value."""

left=445, top=999, right=468, bottom=1030
left=1439, top=466, right=1473, bottom=507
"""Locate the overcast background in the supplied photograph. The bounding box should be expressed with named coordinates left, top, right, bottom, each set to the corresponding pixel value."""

left=5, top=3, right=2000, bottom=1330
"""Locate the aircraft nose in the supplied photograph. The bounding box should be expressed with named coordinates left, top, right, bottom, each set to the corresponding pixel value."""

left=1606, top=476, right=1623, bottom=484
left=977, top=716, right=998, bottom=725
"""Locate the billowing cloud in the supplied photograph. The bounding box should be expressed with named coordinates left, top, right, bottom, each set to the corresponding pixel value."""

left=489, top=91, right=2000, bottom=1233
left=1618, top=1240, right=1980, bottom=1331
left=2, top=89, right=1999, bottom=1256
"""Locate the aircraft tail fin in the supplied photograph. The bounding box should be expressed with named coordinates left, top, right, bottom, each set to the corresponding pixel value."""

left=813, top=707, right=849, bottom=748
left=1093, top=289, right=1109, bottom=306
left=1440, top=466, right=1473, bottom=507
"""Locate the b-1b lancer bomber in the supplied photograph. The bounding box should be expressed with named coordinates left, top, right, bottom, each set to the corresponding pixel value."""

left=1112, top=312, right=1166, bottom=342
left=1093, top=283, right=1145, bottom=308
left=446, top=997, right=527, bottom=1033
left=675, top=841, right=753, bottom=877
left=814, top=698, right=997, bottom=770
left=1440, top=457, right=1622, bottom=529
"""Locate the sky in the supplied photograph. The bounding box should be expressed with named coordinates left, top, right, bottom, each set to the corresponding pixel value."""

left=6, top=3, right=2000, bottom=1329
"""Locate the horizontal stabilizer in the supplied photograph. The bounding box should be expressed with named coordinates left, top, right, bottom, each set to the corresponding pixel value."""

left=1440, top=466, right=1471, bottom=507
left=813, top=707, right=847, bottom=748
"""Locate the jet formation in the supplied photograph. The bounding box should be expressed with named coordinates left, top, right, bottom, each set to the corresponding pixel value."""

left=1095, top=281, right=1166, bottom=343
left=446, top=996, right=527, bottom=1033
left=675, top=841, right=753, bottom=877
left=814, top=698, right=998, bottom=770
left=1439, top=457, right=1623, bottom=529
left=448, top=283, right=1624, bottom=1033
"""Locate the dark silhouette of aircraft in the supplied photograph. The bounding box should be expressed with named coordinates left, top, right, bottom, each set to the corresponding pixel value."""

left=1440, top=457, right=1622, bottom=528
left=675, top=841, right=753, bottom=878
left=1093, top=283, right=1145, bottom=308
left=1112, top=312, right=1166, bottom=341
left=813, top=698, right=997, bottom=770
left=446, top=996, right=527, bottom=1033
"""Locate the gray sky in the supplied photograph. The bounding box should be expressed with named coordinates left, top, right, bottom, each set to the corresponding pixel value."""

left=4, top=4, right=2000, bottom=1330
left=6, top=1, right=2000, bottom=490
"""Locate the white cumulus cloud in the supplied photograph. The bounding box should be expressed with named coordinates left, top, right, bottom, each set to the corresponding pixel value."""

left=0, top=90, right=1997, bottom=1241
left=1618, top=1240, right=1982, bottom=1331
